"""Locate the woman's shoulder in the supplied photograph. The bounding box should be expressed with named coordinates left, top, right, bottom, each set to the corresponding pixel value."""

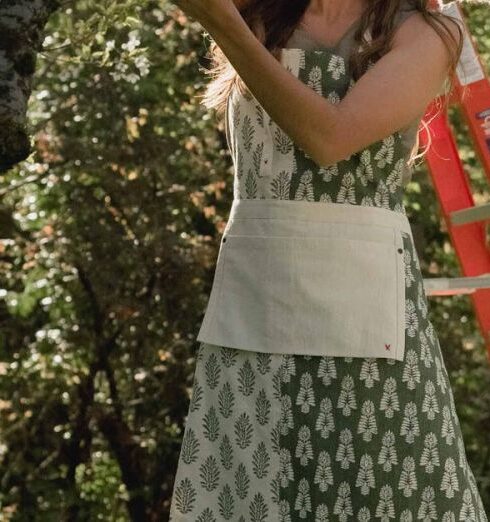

left=392, top=4, right=462, bottom=56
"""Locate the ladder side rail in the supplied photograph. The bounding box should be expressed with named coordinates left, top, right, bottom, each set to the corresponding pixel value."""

left=420, top=101, right=490, bottom=360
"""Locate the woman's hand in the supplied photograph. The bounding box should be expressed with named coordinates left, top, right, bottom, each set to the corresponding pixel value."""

left=169, top=0, right=242, bottom=32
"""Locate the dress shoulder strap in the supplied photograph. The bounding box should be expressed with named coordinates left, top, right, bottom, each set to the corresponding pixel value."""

left=393, top=0, right=419, bottom=28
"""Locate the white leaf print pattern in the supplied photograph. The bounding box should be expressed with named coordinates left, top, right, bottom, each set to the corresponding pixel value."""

left=375, top=484, right=395, bottom=520
left=280, top=395, right=294, bottom=436
left=422, top=380, right=440, bottom=420
left=327, top=55, right=346, bottom=81
left=315, top=397, right=335, bottom=439
left=319, top=192, right=333, bottom=203
left=337, top=376, right=357, bottom=416
left=380, top=378, right=400, bottom=419
left=299, top=51, right=306, bottom=70
left=296, top=372, right=315, bottom=413
left=296, top=425, right=313, bottom=466
left=441, top=457, right=460, bottom=498
left=357, top=400, right=378, bottom=441
left=359, top=358, right=380, bottom=388
left=336, top=171, right=356, bottom=204
left=417, top=280, right=429, bottom=318
left=374, top=135, right=395, bottom=168
left=333, top=481, right=353, bottom=520
left=356, top=454, right=376, bottom=495
left=355, top=150, right=374, bottom=186
left=402, top=349, right=421, bottom=391
left=307, top=65, right=323, bottom=95
left=405, top=299, right=419, bottom=337
left=398, top=456, right=417, bottom=497
left=294, top=477, right=312, bottom=518
left=419, top=331, right=434, bottom=368
left=360, top=194, right=375, bottom=207
left=378, top=430, right=398, bottom=472
left=420, top=432, right=441, bottom=474
left=317, top=356, right=337, bottom=386
left=404, top=248, right=416, bottom=288
left=400, top=402, right=420, bottom=444
left=374, top=179, right=390, bottom=209
left=314, top=450, right=334, bottom=492
left=328, top=90, right=341, bottom=105
left=319, top=163, right=339, bottom=182
left=386, top=157, right=405, bottom=193
left=336, top=428, right=356, bottom=469
left=295, top=170, right=315, bottom=201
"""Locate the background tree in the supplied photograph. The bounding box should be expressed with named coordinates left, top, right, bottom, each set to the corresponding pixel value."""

left=0, top=1, right=489, bottom=520
left=0, top=0, right=60, bottom=171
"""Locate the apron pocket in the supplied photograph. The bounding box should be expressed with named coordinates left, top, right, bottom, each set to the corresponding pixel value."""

left=198, top=229, right=406, bottom=361
left=196, top=235, right=229, bottom=340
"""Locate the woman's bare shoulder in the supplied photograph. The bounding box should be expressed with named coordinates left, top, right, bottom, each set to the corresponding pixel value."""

left=392, top=9, right=462, bottom=68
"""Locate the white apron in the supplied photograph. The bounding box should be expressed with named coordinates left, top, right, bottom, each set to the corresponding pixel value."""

left=196, top=198, right=413, bottom=361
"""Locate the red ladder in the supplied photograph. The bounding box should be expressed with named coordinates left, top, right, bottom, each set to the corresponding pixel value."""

left=419, top=0, right=490, bottom=364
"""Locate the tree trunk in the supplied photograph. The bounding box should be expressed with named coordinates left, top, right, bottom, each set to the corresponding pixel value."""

left=94, top=407, right=150, bottom=522
left=0, top=0, right=59, bottom=172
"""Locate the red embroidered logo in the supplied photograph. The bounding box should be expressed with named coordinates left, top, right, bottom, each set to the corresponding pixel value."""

left=385, top=343, right=391, bottom=351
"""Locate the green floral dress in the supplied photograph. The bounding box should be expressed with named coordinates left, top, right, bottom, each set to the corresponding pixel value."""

left=169, top=26, right=489, bottom=522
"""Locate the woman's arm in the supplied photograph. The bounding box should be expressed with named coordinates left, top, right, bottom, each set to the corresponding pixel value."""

left=175, top=2, right=460, bottom=167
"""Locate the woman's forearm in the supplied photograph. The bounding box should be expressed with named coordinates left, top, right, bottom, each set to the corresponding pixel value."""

left=207, top=12, right=342, bottom=166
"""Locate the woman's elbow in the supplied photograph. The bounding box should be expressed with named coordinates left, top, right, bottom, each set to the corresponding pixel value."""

left=297, top=116, right=355, bottom=167
left=309, top=140, right=353, bottom=168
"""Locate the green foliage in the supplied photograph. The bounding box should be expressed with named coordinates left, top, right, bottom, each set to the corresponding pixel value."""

left=0, top=0, right=231, bottom=519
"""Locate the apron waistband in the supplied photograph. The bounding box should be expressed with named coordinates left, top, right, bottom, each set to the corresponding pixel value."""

left=227, top=199, right=413, bottom=237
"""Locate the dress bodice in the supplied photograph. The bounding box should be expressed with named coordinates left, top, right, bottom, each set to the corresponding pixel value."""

left=223, top=1, right=443, bottom=212
left=221, top=0, right=452, bottom=213
left=226, top=47, right=410, bottom=215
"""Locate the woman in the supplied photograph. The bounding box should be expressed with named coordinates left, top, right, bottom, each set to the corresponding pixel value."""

left=169, top=0, right=489, bottom=520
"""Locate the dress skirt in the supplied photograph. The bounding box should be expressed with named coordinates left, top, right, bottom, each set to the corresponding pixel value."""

left=168, top=232, right=488, bottom=521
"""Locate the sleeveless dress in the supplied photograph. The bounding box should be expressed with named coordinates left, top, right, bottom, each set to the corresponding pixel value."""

left=168, top=5, right=489, bottom=521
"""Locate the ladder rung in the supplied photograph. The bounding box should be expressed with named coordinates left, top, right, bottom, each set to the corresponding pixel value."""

left=423, top=275, right=490, bottom=296
left=450, top=203, right=490, bottom=226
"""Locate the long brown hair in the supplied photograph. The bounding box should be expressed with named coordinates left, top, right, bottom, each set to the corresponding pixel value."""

left=200, top=0, right=464, bottom=165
